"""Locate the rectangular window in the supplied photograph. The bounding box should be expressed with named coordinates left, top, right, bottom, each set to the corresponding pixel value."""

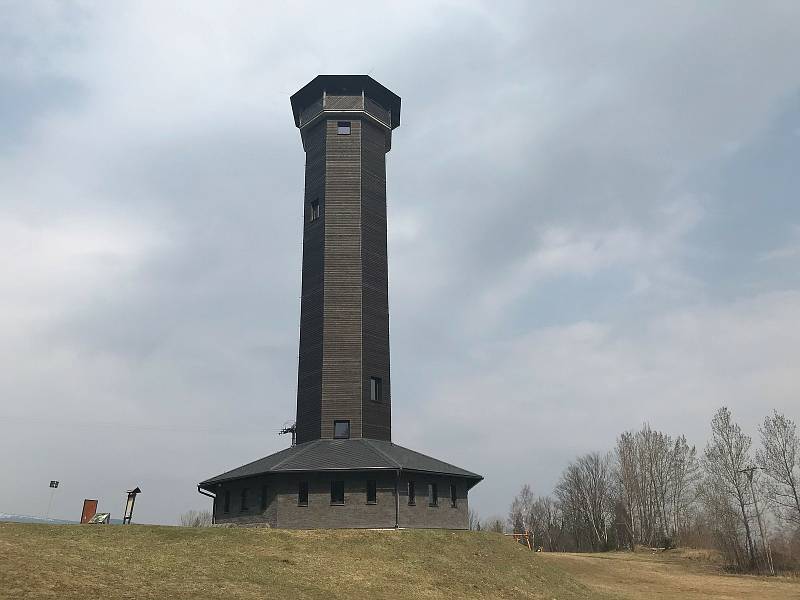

left=331, top=480, right=345, bottom=505
left=366, top=480, right=377, bottom=504
left=370, top=376, right=382, bottom=402
left=450, top=483, right=457, bottom=508
left=310, top=199, right=320, bottom=221
left=261, top=485, right=268, bottom=511
left=407, top=480, right=416, bottom=506
left=428, top=483, right=438, bottom=507
left=240, top=488, right=249, bottom=511
left=334, top=420, right=350, bottom=439
left=298, top=481, right=309, bottom=506
left=337, top=121, right=351, bottom=135
left=223, top=489, right=230, bottom=513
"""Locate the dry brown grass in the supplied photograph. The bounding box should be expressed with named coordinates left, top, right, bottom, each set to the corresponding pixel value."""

left=539, top=548, right=800, bottom=600
left=0, top=523, right=609, bottom=600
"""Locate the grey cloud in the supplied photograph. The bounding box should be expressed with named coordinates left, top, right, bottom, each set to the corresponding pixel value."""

left=1, top=1, right=800, bottom=524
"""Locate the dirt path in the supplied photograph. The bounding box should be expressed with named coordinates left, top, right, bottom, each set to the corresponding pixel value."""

left=539, top=550, right=800, bottom=600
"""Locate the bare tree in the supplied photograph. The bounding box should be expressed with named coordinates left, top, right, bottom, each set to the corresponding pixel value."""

left=670, top=435, right=700, bottom=544
left=484, top=516, right=506, bottom=533
left=468, top=507, right=481, bottom=531
left=757, top=410, right=800, bottom=528
left=530, top=496, right=563, bottom=551
left=180, top=510, right=212, bottom=527
left=556, top=452, right=613, bottom=551
left=703, top=407, right=756, bottom=566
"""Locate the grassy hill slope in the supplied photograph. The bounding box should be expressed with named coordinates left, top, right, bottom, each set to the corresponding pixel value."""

left=0, top=523, right=607, bottom=600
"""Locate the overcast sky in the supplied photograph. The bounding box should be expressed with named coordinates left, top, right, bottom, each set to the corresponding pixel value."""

left=2, top=1, right=800, bottom=525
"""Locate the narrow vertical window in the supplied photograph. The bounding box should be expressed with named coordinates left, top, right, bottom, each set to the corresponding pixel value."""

left=331, top=481, right=345, bottom=505
left=310, top=199, right=320, bottom=222
left=334, top=420, right=350, bottom=439
left=407, top=480, right=416, bottom=506
left=240, top=488, right=249, bottom=511
left=428, top=483, right=438, bottom=507
left=366, top=480, right=377, bottom=504
left=223, top=489, right=230, bottom=513
left=298, top=481, right=309, bottom=506
left=450, top=483, right=457, bottom=508
left=370, top=376, right=382, bottom=402
left=261, top=485, right=268, bottom=511
left=337, top=121, right=351, bottom=135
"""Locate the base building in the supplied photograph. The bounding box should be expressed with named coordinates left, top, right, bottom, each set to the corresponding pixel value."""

left=198, top=76, right=482, bottom=529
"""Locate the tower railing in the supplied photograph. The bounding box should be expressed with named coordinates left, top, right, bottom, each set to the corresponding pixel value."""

left=298, top=93, right=391, bottom=129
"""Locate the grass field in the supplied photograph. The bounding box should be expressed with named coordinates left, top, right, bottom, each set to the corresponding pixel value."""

left=1, top=523, right=797, bottom=599
left=540, top=548, right=800, bottom=600
left=0, top=523, right=607, bottom=600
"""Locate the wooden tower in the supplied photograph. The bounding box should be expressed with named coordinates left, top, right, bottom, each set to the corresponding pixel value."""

left=289, top=76, right=402, bottom=444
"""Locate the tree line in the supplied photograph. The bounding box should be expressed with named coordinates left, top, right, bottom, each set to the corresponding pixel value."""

left=475, top=407, right=800, bottom=573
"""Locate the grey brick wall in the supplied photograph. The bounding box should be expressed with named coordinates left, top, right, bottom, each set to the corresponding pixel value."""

left=213, top=471, right=470, bottom=530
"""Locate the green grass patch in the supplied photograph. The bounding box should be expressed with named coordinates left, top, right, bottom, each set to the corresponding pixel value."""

left=0, top=523, right=610, bottom=599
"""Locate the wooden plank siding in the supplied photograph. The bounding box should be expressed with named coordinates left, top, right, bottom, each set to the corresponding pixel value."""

left=320, top=118, right=364, bottom=440
left=360, top=119, right=391, bottom=440
left=295, top=121, right=326, bottom=444
left=294, top=91, right=394, bottom=443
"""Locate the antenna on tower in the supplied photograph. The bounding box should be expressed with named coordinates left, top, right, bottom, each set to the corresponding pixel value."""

left=279, top=420, right=297, bottom=447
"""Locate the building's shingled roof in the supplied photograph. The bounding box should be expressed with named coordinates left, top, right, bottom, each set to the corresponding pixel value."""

left=199, top=439, right=482, bottom=489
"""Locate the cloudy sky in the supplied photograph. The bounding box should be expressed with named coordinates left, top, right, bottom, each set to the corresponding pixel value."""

left=2, top=1, right=799, bottom=525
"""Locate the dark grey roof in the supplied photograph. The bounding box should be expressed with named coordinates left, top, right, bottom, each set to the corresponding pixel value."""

left=199, top=438, right=482, bottom=489
left=290, top=75, right=401, bottom=130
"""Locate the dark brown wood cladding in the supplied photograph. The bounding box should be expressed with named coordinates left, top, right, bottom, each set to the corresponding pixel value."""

left=360, top=119, right=391, bottom=440
left=321, top=118, right=363, bottom=439
left=295, top=121, right=326, bottom=443
left=294, top=87, right=395, bottom=443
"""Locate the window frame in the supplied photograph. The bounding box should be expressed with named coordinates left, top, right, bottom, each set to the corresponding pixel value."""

left=333, top=420, right=351, bottom=439
left=240, top=487, right=249, bottom=511
left=330, top=480, right=345, bottom=505
left=261, top=484, right=268, bottom=511
left=223, top=489, right=231, bottom=513
left=298, top=481, right=309, bottom=507
left=428, top=483, right=438, bottom=507
left=366, top=480, right=377, bottom=505
left=407, top=480, right=416, bottom=506
left=310, top=199, right=320, bottom=222
left=370, top=376, right=382, bottom=403
left=450, top=483, right=457, bottom=508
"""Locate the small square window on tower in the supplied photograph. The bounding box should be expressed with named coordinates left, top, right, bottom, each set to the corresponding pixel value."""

left=334, top=420, right=350, bottom=439
left=310, top=199, right=320, bottom=222
left=337, top=121, right=351, bottom=134
left=370, top=376, right=382, bottom=402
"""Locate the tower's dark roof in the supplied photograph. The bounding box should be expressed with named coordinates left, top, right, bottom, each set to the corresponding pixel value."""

left=290, top=75, right=401, bottom=130
left=199, top=438, right=482, bottom=490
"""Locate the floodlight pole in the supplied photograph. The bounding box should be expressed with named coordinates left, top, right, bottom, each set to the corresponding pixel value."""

left=45, top=488, right=55, bottom=520
left=739, top=467, right=774, bottom=575
left=45, top=480, right=59, bottom=520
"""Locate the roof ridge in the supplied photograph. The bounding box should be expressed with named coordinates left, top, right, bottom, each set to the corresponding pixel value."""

left=272, top=439, right=320, bottom=470
left=362, top=438, right=401, bottom=469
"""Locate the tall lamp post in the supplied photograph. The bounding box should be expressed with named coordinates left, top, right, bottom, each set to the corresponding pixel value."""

left=45, top=480, right=59, bottom=520
left=739, top=466, right=774, bottom=575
